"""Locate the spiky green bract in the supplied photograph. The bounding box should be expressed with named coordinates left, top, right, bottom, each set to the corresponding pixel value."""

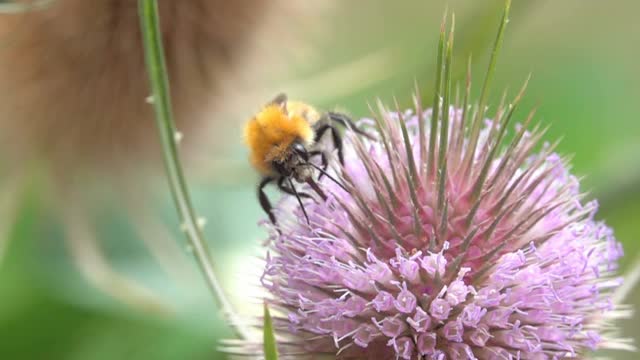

left=264, top=303, right=280, bottom=360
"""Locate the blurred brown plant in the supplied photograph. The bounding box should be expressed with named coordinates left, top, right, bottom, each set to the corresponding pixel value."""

left=0, top=0, right=330, bottom=311
left=0, top=0, right=318, bottom=175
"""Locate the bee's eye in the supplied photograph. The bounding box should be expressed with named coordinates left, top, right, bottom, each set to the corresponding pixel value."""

left=292, top=142, right=308, bottom=161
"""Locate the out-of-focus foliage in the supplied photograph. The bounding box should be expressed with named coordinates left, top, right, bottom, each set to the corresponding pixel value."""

left=0, top=0, right=638, bottom=359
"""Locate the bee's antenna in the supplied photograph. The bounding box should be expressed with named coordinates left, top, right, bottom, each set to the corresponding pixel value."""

left=270, top=93, right=288, bottom=106
left=288, top=178, right=310, bottom=225
left=327, top=112, right=376, bottom=140
left=306, top=162, right=349, bottom=193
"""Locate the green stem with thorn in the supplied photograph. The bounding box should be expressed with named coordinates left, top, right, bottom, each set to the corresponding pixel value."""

left=138, top=0, right=251, bottom=341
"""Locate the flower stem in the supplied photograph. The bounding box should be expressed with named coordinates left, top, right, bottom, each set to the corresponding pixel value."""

left=138, top=0, right=250, bottom=340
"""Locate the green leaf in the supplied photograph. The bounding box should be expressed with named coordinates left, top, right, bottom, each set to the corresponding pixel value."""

left=263, top=303, right=279, bottom=360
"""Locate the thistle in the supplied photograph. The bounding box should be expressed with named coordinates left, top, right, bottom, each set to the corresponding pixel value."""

left=256, top=3, right=630, bottom=359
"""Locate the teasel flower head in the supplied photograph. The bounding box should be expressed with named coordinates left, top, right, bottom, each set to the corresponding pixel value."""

left=255, top=4, right=631, bottom=359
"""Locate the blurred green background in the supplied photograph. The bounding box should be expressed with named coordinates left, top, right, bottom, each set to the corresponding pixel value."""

left=1, top=0, right=638, bottom=359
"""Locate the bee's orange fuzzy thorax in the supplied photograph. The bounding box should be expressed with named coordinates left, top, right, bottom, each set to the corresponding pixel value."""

left=244, top=104, right=315, bottom=175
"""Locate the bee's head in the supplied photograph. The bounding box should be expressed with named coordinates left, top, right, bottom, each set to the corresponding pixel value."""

left=273, top=141, right=313, bottom=182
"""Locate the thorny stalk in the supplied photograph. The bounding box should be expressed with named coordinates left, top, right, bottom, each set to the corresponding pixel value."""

left=138, top=0, right=251, bottom=341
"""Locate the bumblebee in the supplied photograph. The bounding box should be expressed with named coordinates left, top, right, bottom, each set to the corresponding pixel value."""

left=243, top=93, right=369, bottom=225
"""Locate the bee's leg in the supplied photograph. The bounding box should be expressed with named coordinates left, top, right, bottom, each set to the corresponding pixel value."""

left=327, top=111, right=375, bottom=140
left=287, top=178, right=310, bottom=225
left=275, top=177, right=311, bottom=224
left=314, top=124, right=344, bottom=165
left=258, top=176, right=277, bottom=225
left=308, top=150, right=328, bottom=179
left=277, top=177, right=312, bottom=198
